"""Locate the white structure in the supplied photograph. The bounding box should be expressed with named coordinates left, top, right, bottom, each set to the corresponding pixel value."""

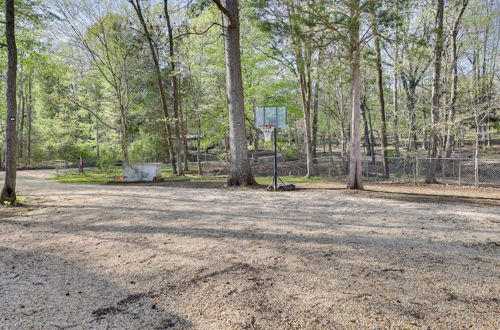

left=124, top=163, right=162, bottom=182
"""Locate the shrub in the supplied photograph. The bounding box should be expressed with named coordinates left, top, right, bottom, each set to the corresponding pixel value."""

left=284, top=148, right=301, bottom=161
left=97, top=152, right=117, bottom=175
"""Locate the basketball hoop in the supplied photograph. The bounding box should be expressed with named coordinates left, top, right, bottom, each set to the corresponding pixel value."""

left=255, top=106, right=289, bottom=192
left=260, top=125, right=275, bottom=141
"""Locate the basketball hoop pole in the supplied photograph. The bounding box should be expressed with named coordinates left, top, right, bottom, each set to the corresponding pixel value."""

left=255, top=106, right=287, bottom=191
left=273, top=128, right=277, bottom=191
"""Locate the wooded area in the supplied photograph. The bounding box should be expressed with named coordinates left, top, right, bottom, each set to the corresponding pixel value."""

left=1, top=1, right=499, bottom=327
left=0, top=0, right=499, bottom=200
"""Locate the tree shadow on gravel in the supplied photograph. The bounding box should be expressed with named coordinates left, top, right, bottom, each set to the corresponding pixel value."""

left=0, top=246, right=190, bottom=329
left=346, top=189, right=500, bottom=207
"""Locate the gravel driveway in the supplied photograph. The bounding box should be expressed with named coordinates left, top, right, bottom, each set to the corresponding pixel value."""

left=1, top=170, right=499, bottom=329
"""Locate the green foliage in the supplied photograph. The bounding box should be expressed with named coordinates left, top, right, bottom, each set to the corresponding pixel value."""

left=129, top=131, right=162, bottom=163
left=0, top=0, right=497, bottom=174
left=49, top=168, right=325, bottom=186
left=97, top=152, right=117, bottom=175
left=47, top=170, right=119, bottom=184
left=284, top=148, right=302, bottom=161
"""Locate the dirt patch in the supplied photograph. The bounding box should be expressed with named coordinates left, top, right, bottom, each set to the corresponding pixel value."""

left=1, top=170, right=499, bottom=329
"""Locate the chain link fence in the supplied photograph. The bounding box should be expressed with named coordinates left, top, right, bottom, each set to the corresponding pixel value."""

left=31, top=153, right=500, bottom=188
left=240, top=155, right=500, bottom=188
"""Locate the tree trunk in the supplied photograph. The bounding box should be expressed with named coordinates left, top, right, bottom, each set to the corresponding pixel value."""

left=182, top=104, right=189, bottom=171
left=426, top=0, right=445, bottom=184
left=119, top=102, right=129, bottom=164
left=392, top=1, right=401, bottom=161
left=129, top=0, right=177, bottom=174
left=311, top=52, right=322, bottom=164
left=311, top=78, right=319, bottom=164
left=366, top=100, right=376, bottom=164
left=401, top=75, right=418, bottom=151
left=286, top=2, right=314, bottom=177
left=197, top=115, right=202, bottom=175
left=445, top=0, right=468, bottom=158
left=164, top=0, right=184, bottom=175
left=27, top=73, right=33, bottom=166
left=337, top=76, right=347, bottom=170
left=361, top=97, right=372, bottom=157
left=300, top=55, right=314, bottom=177
left=372, top=8, right=389, bottom=178
left=17, top=69, right=24, bottom=163
left=215, top=0, right=256, bottom=186
left=347, top=4, right=363, bottom=190
left=1, top=0, right=18, bottom=204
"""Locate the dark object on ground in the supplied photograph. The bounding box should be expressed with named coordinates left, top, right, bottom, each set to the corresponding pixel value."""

left=267, top=183, right=296, bottom=191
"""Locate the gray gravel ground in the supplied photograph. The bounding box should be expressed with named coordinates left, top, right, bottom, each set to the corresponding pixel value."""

left=0, top=170, right=499, bottom=329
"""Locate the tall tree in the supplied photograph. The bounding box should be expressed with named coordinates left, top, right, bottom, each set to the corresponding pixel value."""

left=391, top=0, right=401, bottom=160
left=163, top=0, right=184, bottom=174
left=371, top=6, right=389, bottom=178
left=426, top=0, right=445, bottom=183
left=129, top=0, right=178, bottom=174
left=444, top=0, right=468, bottom=158
left=56, top=3, right=134, bottom=163
left=1, top=0, right=18, bottom=203
left=346, top=1, right=364, bottom=189
left=289, top=10, right=316, bottom=177
left=212, top=0, right=256, bottom=186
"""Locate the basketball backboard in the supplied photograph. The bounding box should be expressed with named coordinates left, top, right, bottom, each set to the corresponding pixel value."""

left=255, top=106, right=287, bottom=129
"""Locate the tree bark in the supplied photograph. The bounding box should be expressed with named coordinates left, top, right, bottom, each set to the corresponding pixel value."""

left=297, top=47, right=314, bottom=177
left=366, top=99, right=376, bottom=164
left=347, top=3, right=363, bottom=190
left=400, top=73, right=419, bottom=151
left=311, top=51, right=322, bottom=163
left=214, top=0, right=256, bottom=186
left=426, top=0, right=445, bottom=183
left=1, top=0, right=18, bottom=204
left=372, top=8, right=389, bottom=178
left=164, top=0, right=184, bottom=175
left=361, top=97, right=372, bottom=157
left=392, top=62, right=401, bottom=159
left=311, top=78, right=319, bottom=163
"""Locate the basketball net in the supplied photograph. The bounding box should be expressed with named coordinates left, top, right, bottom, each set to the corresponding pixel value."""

left=260, top=125, right=275, bottom=141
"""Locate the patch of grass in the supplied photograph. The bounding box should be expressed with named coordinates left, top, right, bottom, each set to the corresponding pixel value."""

left=1, top=195, right=31, bottom=206
left=254, top=176, right=324, bottom=185
left=164, top=174, right=324, bottom=186
left=49, top=167, right=327, bottom=186
left=47, top=170, right=120, bottom=184
left=164, top=174, right=227, bottom=183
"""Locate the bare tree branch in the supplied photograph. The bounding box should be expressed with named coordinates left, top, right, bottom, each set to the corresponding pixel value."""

left=174, top=22, right=223, bottom=40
